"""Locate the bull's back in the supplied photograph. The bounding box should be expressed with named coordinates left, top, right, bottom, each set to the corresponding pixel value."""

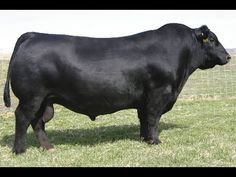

left=11, top=32, right=150, bottom=113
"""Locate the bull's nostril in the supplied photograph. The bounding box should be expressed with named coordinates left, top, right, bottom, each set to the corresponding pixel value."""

left=226, top=55, right=231, bottom=61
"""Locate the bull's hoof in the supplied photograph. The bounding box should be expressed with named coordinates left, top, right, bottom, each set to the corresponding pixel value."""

left=146, top=139, right=162, bottom=145
left=12, top=146, right=26, bottom=155
left=41, top=144, right=54, bottom=151
left=140, top=136, right=162, bottom=144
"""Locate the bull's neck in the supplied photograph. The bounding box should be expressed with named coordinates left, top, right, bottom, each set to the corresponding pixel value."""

left=175, top=47, right=202, bottom=94
left=189, top=39, right=205, bottom=74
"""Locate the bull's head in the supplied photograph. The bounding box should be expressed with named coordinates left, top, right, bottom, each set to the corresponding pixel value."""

left=195, top=25, right=231, bottom=69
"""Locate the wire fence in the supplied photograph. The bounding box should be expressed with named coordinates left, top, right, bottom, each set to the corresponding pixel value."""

left=179, top=55, right=236, bottom=100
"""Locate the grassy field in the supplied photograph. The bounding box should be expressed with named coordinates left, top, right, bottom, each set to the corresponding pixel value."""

left=0, top=57, right=236, bottom=167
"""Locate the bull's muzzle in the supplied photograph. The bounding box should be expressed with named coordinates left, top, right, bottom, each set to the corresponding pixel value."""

left=226, top=55, right=231, bottom=63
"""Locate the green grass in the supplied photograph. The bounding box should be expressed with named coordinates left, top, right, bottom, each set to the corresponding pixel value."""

left=0, top=58, right=236, bottom=167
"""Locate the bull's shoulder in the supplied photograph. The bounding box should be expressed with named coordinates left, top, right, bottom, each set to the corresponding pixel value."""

left=18, top=32, right=38, bottom=40
left=16, top=32, right=37, bottom=46
left=157, top=23, right=193, bottom=38
left=159, top=23, right=191, bottom=30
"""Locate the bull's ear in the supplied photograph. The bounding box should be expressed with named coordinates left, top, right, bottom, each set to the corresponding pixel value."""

left=195, top=25, right=210, bottom=42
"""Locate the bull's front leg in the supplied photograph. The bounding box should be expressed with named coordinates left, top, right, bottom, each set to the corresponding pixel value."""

left=144, top=86, right=173, bottom=144
left=137, top=108, right=148, bottom=140
left=146, top=107, right=162, bottom=144
left=137, top=107, right=161, bottom=144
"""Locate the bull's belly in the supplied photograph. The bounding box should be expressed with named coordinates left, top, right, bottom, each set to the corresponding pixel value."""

left=48, top=91, right=141, bottom=117
left=46, top=74, right=144, bottom=116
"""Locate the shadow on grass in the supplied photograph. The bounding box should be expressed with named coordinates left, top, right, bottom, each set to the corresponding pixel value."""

left=1, top=122, right=188, bottom=149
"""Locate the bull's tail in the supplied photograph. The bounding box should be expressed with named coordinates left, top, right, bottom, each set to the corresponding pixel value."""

left=3, top=49, right=16, bottom=107
left=3, top=70, right=11, bottom=107
left=3, top=32, right=35, bottom=107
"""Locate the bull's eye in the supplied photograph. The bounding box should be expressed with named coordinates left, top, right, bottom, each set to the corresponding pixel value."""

left=209, top=38, right=215, bottom=42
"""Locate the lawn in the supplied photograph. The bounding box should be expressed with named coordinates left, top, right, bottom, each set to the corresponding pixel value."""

left=0, top=58, right=236, bottom=167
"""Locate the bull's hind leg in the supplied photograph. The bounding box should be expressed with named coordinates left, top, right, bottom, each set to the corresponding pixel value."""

left=13, top=97, right=43, bottom=154
left=31, top=102, right=54, bottom=150
left=13, top=105, right=31, bottom=154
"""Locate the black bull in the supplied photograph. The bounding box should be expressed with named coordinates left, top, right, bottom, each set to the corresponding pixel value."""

left=3, top=23, right=231, bottom=154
